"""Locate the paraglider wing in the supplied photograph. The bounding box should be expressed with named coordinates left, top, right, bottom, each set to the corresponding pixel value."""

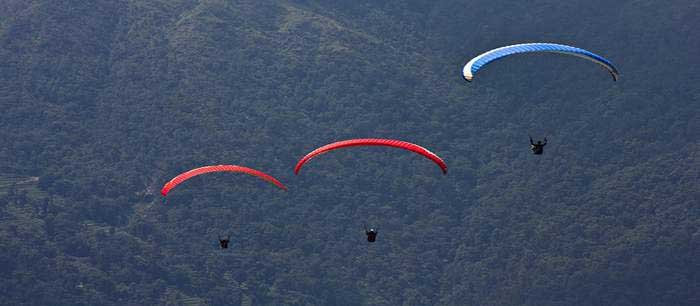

left=462, top=43, right=619, bottom=81
left=161, top=165, right=287, bottom=196
left=294, top=138, right=447, bottom=175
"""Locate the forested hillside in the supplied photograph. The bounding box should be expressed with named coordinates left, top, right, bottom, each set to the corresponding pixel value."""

left=1, top=0, right=698, bottom=305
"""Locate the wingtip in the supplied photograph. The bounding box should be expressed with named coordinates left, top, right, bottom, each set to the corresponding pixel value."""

left=293, top=161, right=304, bottom=175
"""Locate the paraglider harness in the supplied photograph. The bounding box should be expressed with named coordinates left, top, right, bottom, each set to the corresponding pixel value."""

left=364, top=225, right=378, bottom=242
left=530, top=136, right=547, bottom=155
left=218, top=235, right=231, bottom=249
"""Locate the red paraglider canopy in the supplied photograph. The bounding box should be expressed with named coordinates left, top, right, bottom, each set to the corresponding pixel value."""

left=161, top=165, right=287, bottom=197
left=294, top=138, right=447, bottom=175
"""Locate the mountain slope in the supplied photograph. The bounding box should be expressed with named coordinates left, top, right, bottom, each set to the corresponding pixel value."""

left=0, top=0, right=698, bottom=305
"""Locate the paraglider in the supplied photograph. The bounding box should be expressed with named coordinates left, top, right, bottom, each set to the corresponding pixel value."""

left=530, top=136, right=547, bottom=155
left=294, top=138, right=448, bottom=175
left=364, top=225, right=378, bottom=242
left=366, top=229, right=378, bottom=242
left=218, top=235, right=231, bottom=249
left=160, top=166, right=286, bottom=250
left=160, top=165, right=287, bottom=197
left=462, top=43, right=619, bottom=81
left=295, top=139, right=447, bottom=243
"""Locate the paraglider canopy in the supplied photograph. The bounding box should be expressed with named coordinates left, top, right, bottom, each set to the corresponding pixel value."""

left=294, top=138, right=448, bottom=175
left=161, top=165, right=287, bottom=197
left=462, top=43, right=620, bottom=81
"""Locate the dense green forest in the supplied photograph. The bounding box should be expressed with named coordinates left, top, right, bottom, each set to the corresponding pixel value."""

left=1, top=0, right=698, bottom=305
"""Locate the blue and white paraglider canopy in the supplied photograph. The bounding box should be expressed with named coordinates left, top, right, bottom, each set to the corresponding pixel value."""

left=462, top=43, right=620, bottom=82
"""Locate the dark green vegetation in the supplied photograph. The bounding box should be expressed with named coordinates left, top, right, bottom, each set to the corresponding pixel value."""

left=1, top=0, right=698, bottom=305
